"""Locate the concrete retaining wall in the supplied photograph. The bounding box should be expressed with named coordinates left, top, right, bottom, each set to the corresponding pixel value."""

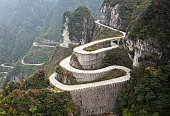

left=70, top=81, right=128, bottom=115
left=74, top=52, right=106, bottom=69
left=71, top=68, right=112, bottom=82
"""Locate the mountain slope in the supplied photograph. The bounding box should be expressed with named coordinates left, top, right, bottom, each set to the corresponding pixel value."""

left=0, top=0, right=56, bottom=63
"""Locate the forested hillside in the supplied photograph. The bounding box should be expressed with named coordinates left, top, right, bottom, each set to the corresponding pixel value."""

left=0, top=69, right=80, bottom=115
left=0, top=0, right=56, bottom=63
left=0, top=0, right=169, bottom=115
left=100, top=0, right=170, bottom=115
left=0, top=0, right=103, bottom=86
left=0, top=20, right=13, bottom=64
left=0, top=0, right=103, bottom=64
left=127, top=0, right=170, bottom=66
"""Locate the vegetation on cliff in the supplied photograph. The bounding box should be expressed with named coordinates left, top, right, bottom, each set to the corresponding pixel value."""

left=24, top=46, right=54, bottom=64
left=102, top=0, right=150, bottom=30
left=63, top=7, right=95, bottom=44
left=101, top=45, right=133, bottom=69
left=128, top=0, right=170, bottom=65
left=0, top=0, right=103, bottom=87
left=0, top=69, right=79, bottom=115
left=118, top=65, right=170, bottom=116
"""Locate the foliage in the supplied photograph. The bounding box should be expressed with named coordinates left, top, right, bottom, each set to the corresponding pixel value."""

left=56, top=65, right=76, bottom=84
left=92, top=24, right=123, bottom=41
left=5, top=62, right=41, bottom=86
left=0, top=88, right=79, bottom=115
left=91, top=69, right=126, bottom=83
left=24, top=45, right=54, bottom=64
left=128, top=0, right=170, bottom=64
left=118, top=65, right=170, bottom=115
left=64, top=6, right=95, bottom=43
left=0, top=68, right=80, bottom=115
left=101, top=45, right=133, bottom=69
left=103, top=0, right=150, bottom=30
left=0, top=0, right=56, bottom=63
left=45, top=44, right=75, bottom=76
left=20, top=70, right=49, bottom=90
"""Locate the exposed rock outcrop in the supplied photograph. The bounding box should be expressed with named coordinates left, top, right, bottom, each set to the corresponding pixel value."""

left=61, top=7, right=95, bottom=46
left=101, top=0, right=170, bottom=67
left=60, top=16, right=70, bottom=48
left=100, top=3, right=122, bottom=30
left=125, top=37, right=162, bottom=67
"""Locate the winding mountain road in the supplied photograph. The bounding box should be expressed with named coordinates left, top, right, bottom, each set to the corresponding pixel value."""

left=33, top=42, right=56, bottom=48
left=21, top=59, right=44, bottom=66
left=49, top=20, right=131, bottom=91
left=1, top=64, right=14, bottom=69
left=21, top=41, right=57, bottom=66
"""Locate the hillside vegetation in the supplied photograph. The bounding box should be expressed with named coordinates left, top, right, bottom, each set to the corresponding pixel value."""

left=2, top=0, right=103, bottom=87
left=127, top=0, right=170, bottom=65
left=119, top=65, right=170, bottom=115
left=0, top=70, right=79, bottom=115
left=63, top=7, right=95, bottom=43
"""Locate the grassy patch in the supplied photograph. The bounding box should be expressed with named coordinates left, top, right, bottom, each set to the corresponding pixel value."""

left=84, top=40, right=111, bottom=52
left=101, top=45, right=133, bottom=69
left=67, top=69, right=126, bottom=85
left=92, top=24, right=123, bottom=41
left=24, top=46, right=54, bottom=64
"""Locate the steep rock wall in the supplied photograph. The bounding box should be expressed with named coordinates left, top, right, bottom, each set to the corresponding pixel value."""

left=100, top=3, right=122, bottom=30
left=61, top=7, right=95, bottom=46
left=60, top=16, right=71, bottom=48
left=101, top=0, right=170, bottom=67
left=125, top=37, right=162, bottom=67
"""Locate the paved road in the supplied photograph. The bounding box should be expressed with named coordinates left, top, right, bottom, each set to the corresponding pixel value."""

left=0, top=72, right=8, bottom=74
left=21, top=59, right=44, bottom=66
left=49, top=21, right=131, bottom=91
left=33, top=42, right=56, bottom=48
left=1, top=64, right=14, bottom=69
left=73, top=20, right=125, bottom=54
left=0, top=72, right=8, bottom=78
left=21, top=41, right=57, bottom=66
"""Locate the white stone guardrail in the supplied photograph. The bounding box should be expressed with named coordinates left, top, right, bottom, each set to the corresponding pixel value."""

left=72, top=20, right=125, bottom=69
left=73, top=20, right=126, bottom=55
left=49, top=65, right=130, bottom=91
left=60, top=56, right=130, bottom=82
left=49, top=20, right=131, bottom=91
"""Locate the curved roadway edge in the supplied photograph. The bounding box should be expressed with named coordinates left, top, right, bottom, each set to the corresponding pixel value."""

left=49, top=20, right=131, bottom=91
left=33, top=42, right=56, bottom=48
left=73, top=20, right=126, bottom=54
left=49, top=65, right=130, bottom=91
left=1, top=64, right=14, bottom=69
left=1, top=41, right=56, bottom=67
left=21, top=59, right=44, bottom=66
left=60, top=56, right=130, bottom=75
left=21, top=41, right=56, bottom=66
left=0, top=72, right=8, bottom=74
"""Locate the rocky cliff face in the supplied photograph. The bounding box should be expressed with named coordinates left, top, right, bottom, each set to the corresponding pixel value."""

left=60, top=16, right=70, bottom=48
left=125, top=37, right=162, bottom=67
left=100, top=3, right=122, bottom=30
left=101, top=0, right=170, bottom=67
left=61, top=7, right=95, bottom=46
